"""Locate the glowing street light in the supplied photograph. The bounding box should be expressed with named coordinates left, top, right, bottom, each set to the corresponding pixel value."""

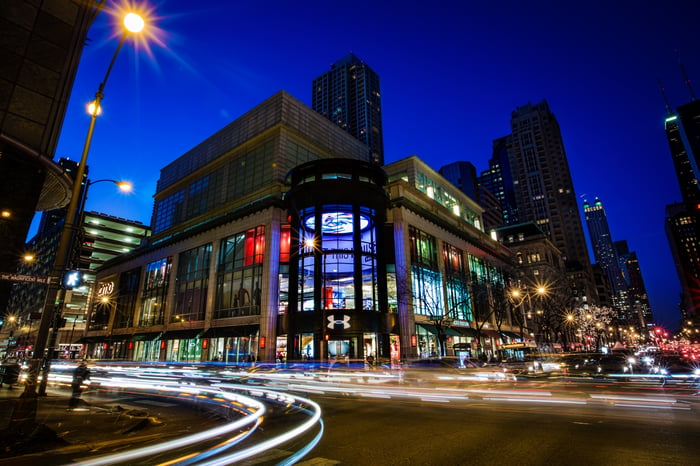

left=20, top=9, right=147, bottom=402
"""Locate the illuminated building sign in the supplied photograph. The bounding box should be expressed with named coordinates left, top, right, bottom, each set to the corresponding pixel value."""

left=97, top=281, right=115, bottom=296
left=327, top=314, right=351, bottom=329
left=304, top=212, right=370, bottom=234
left=62, top=270, right=83, bottom=289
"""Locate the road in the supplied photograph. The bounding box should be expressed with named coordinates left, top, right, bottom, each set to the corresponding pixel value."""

left=302, top=386, right=699, bottom=465
left=2, top=362, right=699, bottom=465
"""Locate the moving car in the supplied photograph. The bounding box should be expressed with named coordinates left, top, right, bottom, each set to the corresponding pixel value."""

left=400, top=356, right=517, bottom=383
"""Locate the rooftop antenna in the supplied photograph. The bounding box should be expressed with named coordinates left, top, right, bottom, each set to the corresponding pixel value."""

left=657, top=78, right=674, bottom=115
left=677, top=49, right=697, bottom=101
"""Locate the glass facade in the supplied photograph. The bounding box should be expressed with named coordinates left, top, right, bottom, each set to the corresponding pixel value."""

left=416, top=170, right=482, bottom=230
left=138, top=257, right=171, bottom=326
left=114, top=268, right=141, bottom=328
left=215, top=226, right=265, bottom=318
left=174, top=244, right=212, bottom=322
left=443, top=243, right=471, bottom=321
left=297, top=206, right=379, bottom=313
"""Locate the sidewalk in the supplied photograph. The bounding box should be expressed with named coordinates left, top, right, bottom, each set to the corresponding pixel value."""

left=0, top=385, right=211, bottom=464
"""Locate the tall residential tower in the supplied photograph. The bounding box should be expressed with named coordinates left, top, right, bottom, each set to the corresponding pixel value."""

left=312, top=53, right=384, bottom=165
left=505, top=101, right=596, bottom=303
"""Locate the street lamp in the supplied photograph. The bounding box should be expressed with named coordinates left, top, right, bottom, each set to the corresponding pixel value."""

left=18, top=10, right=146, bottom=405
left=510, top=285, right=547, bottom=343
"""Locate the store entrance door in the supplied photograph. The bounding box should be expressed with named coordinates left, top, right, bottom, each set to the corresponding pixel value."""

left=328, top=339, right=350, bottom=364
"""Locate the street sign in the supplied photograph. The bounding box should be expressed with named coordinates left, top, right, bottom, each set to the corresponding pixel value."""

left=0, top=272, right=53, bottom=284
left=428, top=316, right=442, bottom=321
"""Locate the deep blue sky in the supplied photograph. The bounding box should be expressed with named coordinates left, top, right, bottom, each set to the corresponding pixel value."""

left=43, top=0, right=699, bottom=330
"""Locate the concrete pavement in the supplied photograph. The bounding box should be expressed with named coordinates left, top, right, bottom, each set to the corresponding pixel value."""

left=0, top=384, right=225, bottom=464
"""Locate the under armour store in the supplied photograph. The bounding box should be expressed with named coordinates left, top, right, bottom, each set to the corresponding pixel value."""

left=282, top=159, right=398, bottom=363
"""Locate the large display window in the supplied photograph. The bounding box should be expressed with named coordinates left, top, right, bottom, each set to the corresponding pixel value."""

left=297, top=205, right=379, bottom=312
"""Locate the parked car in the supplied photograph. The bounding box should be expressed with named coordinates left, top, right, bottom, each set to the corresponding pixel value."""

left=400, top=357, right=517, bottom=383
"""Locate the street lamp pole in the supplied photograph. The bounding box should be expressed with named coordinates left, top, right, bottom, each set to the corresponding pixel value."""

left=16, top=13, right=145, bottom=408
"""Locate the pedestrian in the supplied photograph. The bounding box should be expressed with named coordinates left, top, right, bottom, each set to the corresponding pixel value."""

left=69, top=361, right=90, bottom=408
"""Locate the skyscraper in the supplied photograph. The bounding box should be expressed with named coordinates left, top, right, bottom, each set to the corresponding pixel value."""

left=615, top=240, right=653, bottom=328
left=505, top=101, right=595, bottom=303
left=663, top=76, right=700, bottom=323
left=312, top=53, right=384, bottom=165
left=583, top=197, right=631, bottom=322
left=479, top=136, right=518, bottom=226
left=583, top=198, right=627, bottom=295
left=664, top=100, right=700, bottom=203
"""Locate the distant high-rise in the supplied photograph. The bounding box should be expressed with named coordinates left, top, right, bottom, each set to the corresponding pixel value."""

left=583, top=198, right=627, bottom=295
left=615, top=240, right=653, bottom=328
left=312, top=53, right=384, bottom=165
left=584, top=198, right=633, bottom=323
left=479, top=136, right=518, bottom=226
left=507, top=103, right=592, bottom=261
left=505, top=101, right=596, bottom=306
left=440, top=161, right=503, bottom=231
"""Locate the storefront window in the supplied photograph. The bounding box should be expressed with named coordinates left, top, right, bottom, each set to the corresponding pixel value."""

left=215, top=227, right=264, bottom=318
left=138, top=257, right=171, bottom=326
left=411, top=266, right=443, bottom=316
left=175, top=244, right=211, bottom=321
left=297, top=205, right=380, bottom=312
left=443, top=243, right=471, bottom=321
left=114, top=267, right=141, bottom=328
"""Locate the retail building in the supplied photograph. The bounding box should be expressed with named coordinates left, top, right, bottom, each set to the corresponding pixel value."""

left=87, top=91, right=518, bottom=363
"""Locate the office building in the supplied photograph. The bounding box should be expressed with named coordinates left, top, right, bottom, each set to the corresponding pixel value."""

left=312, top=53, right=384, bottom=165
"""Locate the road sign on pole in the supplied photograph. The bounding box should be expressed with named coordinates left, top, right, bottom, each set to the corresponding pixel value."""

left=0, top=273, right=53, bottom=284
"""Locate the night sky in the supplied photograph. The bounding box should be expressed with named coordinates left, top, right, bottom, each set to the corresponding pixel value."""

left=41, top=0, right=700, bottom=330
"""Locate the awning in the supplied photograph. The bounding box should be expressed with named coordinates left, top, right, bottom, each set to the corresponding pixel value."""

left=76, top=336, right=97, bottom=344
left=480, top=329, right=501, bottom=339
left=452, top=327, right=479, bottom=337
left=163, top=329, right=203, bottom=340
left=131, top=332, right=162, bottom=341
left=499, top=331, right=521, bottom=339
left=202, top=325, right=260, bottom=338
left=417, top=323, right=460, bottom=336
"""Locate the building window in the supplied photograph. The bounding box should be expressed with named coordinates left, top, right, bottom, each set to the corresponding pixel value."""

left=174, top=243, right=212, bottom=322
left=113, top=267, right=141, bottom=328
left=215, top=227, right=265, bottom=318
left=153, top=190, right=184, bottom=234
left=409, top=226, right=438, bottom=269
left=138, top=257, right=171, bottom=326
left=296, top=205, right=380, bottom=312
left=443, top=243, right=471, bottom=321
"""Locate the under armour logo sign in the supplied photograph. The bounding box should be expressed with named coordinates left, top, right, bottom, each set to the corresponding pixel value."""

left=327, top=314, right=351, bottom=329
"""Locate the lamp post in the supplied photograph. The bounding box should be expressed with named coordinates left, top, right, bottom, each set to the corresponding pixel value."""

left=16, top=11, right=145, bottom=409
left=510, top=285, right=546, bottom=343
